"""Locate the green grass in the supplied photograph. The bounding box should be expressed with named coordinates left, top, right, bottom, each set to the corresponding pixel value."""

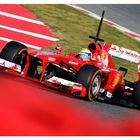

left=22, top=4, right=140, bottom=81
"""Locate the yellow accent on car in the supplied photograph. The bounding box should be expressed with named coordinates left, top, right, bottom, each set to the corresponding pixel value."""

left=111, top=76, right=120, bottom=88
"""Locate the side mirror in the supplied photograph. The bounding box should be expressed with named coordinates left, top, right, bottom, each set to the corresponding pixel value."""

left=55, top=47, right=63, bottom=53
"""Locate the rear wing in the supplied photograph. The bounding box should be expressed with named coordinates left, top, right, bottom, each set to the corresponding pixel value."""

left=109, top=44, right=140, bottom=81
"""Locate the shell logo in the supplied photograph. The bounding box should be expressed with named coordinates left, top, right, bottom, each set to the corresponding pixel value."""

left=101, top=51, right=108, bottom=67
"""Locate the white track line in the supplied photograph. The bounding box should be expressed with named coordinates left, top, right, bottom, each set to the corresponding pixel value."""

left=0, top=11, right=44, bottom=25
left=69, top=4, right=140, bottom=42
left=0, top=36, right=41, bottom=50
left=0, top=25, right=59, bottom=42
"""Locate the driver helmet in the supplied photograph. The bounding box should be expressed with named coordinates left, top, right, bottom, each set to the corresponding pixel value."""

left=78, top=48, right=92, bottom=61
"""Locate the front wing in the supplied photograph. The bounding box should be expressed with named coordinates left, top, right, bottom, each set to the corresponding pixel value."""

left=45, top=76, right=86, bottom=97
left=0, top=58, right=21, bottom=72
left=0, top=58, right=86, bottom=97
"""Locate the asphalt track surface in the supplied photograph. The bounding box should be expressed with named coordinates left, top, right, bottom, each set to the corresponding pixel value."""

left=77, top=4, right=140, bottom=35
left=0, top=69, right=140, bottom=135
left=0, top=5, right=140, bottom=135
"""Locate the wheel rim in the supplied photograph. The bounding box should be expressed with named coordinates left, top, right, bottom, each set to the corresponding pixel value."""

left=90, top=75, right=101, bottom=98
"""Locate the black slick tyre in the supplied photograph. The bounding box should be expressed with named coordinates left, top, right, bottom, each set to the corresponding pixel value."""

left=76, top=64, right=102, bottom=101
left=0, top=41, right=27, bottom=70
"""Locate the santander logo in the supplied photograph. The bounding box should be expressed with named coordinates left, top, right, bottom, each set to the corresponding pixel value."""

left=109, top=45, right=140, bottom=63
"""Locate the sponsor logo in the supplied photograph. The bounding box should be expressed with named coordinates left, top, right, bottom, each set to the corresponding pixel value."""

left=67, top=83, right=73, bottom=87
left=48, top=57, right=56, bottom=62
left=48, top=76, right=74, bottom=87
left=110, top=45, right=140, bottom=59
left=0, top=61, right=5, bottom=66
left=73, top=84, right=82, bottom=90
left=10, top=65, right=18, bottom=71
left=69, top=61, right=78, bottom=65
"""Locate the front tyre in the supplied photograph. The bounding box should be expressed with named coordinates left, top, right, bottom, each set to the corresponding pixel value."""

left=76, top=64, right=102, bottom=101
left=0, top=41, right=27, bottom=71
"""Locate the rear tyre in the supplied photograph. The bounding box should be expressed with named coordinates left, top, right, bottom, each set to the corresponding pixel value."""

left=0, top=41, right=27, bottom=70
left=76, top=64, right=102, bottom=101
left=133, top=81, right=140, bottom=107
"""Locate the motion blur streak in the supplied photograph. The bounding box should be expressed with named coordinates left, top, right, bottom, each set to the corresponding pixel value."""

left=0, top=69, right=140, bottom=136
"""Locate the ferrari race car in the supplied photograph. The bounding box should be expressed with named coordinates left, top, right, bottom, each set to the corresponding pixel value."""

left=0, top=11, right=140, bottom=108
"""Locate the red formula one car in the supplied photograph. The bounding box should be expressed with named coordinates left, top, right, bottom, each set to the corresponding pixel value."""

left=0, top=11, right=140, bottom=108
